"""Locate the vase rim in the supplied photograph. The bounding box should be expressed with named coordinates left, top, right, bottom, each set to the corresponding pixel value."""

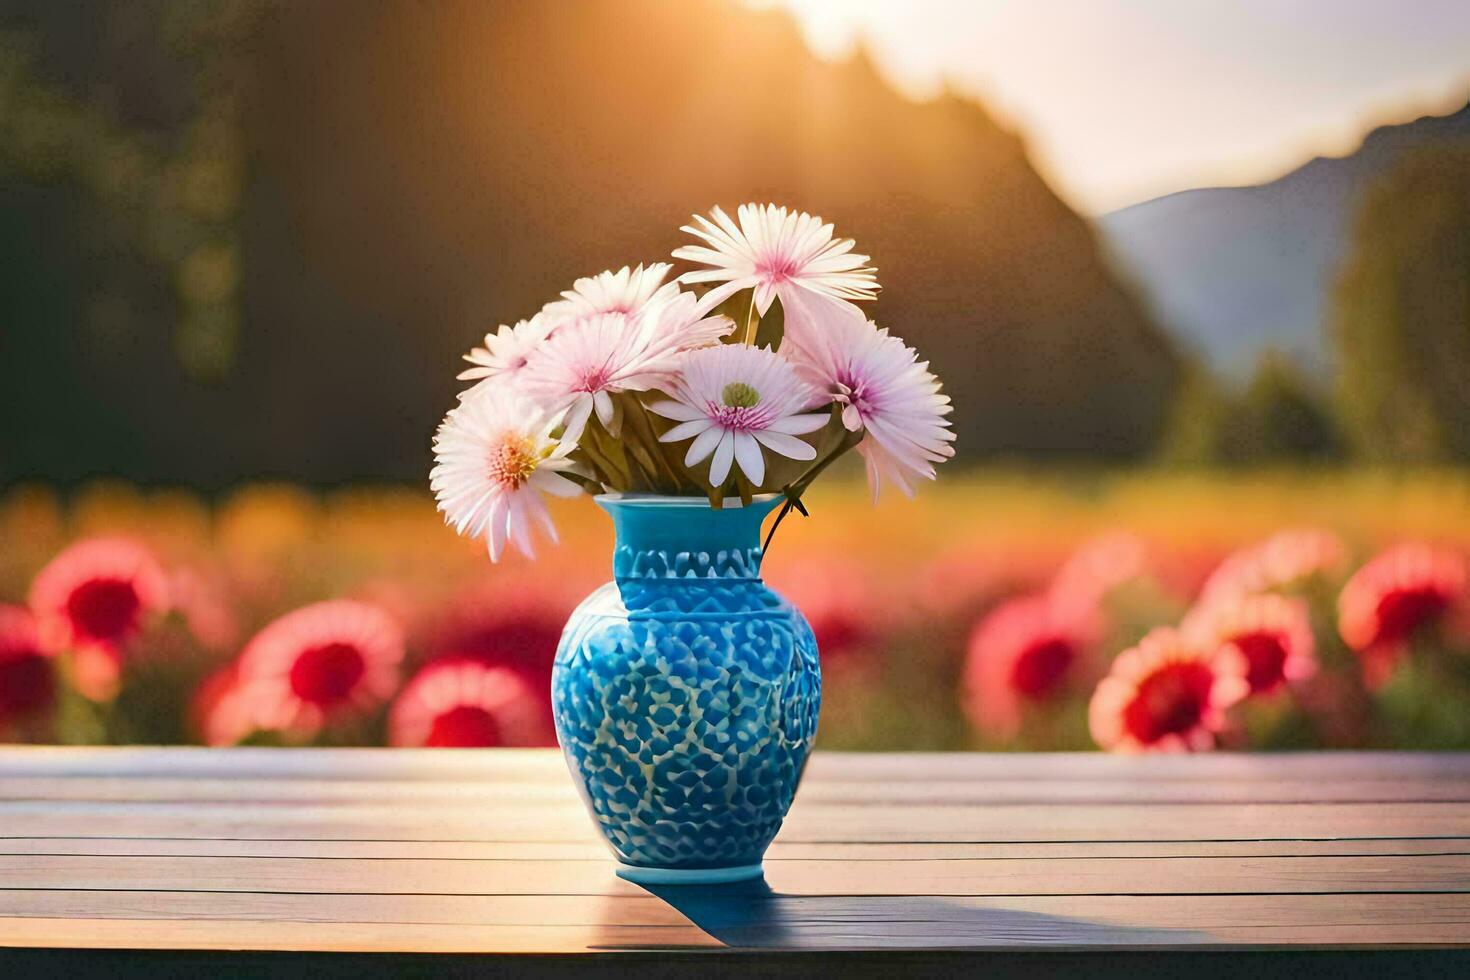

left=594, top=492, right=781, bottom=509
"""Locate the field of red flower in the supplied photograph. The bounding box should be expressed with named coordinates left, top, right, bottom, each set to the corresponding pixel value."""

left=2, top=471, right=1469, bottom=751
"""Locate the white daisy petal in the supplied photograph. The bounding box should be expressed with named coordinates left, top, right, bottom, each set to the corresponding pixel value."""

left=708, top=431, right=736, bottom=486
left=660, top=419, right=713, bottom=443
left=732, top=432, right=765, bottom=486
left=752, top=430, right=818, bottom=461
left=684, top=424, right=724, bottom=466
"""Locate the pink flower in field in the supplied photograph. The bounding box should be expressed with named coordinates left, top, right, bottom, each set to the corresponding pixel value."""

left=29, top=537, right=170, bottom=699
left=29, top=537, right=169, bottom=651
left=673, top=203, right=879, bottom=315
left=1337, top=543, right=1466, bottom=685
left=1089, top=627, right=1249, bottom=753
left=766, top=558, right=888, bottom=665
left=541, top=263, right=681, bottom=321
left=651, top=343, right=828, bottom=488
left=1183, top=593, right=1316, bottom=696
left=963, top=594, right=1097, bottom=740
left=519, top=295, right=733, bottom=441
left=427, top=580, right=569, bottom=741
left=1048, top=531, right=1149, bottom=615
left=432, top=385, right=582, bottom=562
left=1198, top=528, right=1346, bottom=604
left=389, top=658, right=550, bottom=747
left=786, top=305, right=954, bottom=501
left=0, top=604, right=54, bottom=727
left=227, top=600, right=405, bottom=741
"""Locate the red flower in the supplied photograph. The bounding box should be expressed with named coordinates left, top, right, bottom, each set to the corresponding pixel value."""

left=28, top=537, right=169, bottom=699
left=1183, top=593, right=1316, bottom=696
left=389, top=658, right=550, bottom=747
left=1199, top=528, right=1346, bottom=605
left=963, top=594, right=1096, bottom=740
left=0, top=604, right=55, bottom=728
left=1338, top=543, right=1465, bottom=684
left=228, top=600, right=405, bottom=741
left=1089, top=627, right=1249, bottom=753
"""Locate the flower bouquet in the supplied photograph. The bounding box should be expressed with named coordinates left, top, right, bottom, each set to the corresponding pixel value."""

left=431, top=204, right=953, bottom=882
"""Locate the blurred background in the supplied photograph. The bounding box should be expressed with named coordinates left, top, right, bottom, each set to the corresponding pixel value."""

left=2, top=0, right=1469, bottom=750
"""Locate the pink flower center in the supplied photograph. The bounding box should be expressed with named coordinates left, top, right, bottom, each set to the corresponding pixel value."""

left=574, top=368, right=611, bottom=393
left=1123, top=661, right=1214, bottom=744
left=1374, top=587, right=1449, bottom=647
left=1230, top=630, right=1290, bottom=693
left=289, top=641, right=366, bottom=706
left=427, top=705, right=503, bottom=747
left=65, top=578, right=143, bottom=644
left=0, top=653, right=54, bottom=718
left=485, top=434, right=538, bottom=490
left=756, top=255, right=798, bottom=284
left=834, top=374, right=879, bottom=422
left=1010, top=636, right=1076, bottom=699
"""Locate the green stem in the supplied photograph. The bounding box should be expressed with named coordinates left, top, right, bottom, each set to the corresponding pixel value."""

left=742, top=291, right=758, bottom=346
left=626, top=396, right=687, bottom=493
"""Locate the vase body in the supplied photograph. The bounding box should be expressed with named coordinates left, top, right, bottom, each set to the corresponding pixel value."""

left=551, top=494, right=821, bottom=883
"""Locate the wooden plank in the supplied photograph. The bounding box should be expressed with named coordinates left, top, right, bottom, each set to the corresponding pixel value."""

left=4, top=852, right=1468, bottom=897
left=4, top=748, right=1470, bottom=784
left=2, top=894, right=1469, bottom=949
left=3, top=837, right=1465, bottom=862
left=5, top=777, right=1470, bottom=805
left=2, top=800, right=1466, bottom=842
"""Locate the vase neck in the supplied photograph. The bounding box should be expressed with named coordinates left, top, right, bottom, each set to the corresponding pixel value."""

left=597, top=495, right=782, bottom=581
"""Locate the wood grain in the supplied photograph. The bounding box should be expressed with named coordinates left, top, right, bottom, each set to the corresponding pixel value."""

left=0, top=748, right=1468, bottom=957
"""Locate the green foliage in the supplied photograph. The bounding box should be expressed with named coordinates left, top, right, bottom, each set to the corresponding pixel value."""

left=1331, top=147, right=1470, bottom=462
left=1158, top=351, right=1339, bottom=465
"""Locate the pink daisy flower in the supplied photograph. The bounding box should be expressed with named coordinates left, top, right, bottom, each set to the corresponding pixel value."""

left=29, top=536, right=169, bottom=700
left=765, top=557, right=888, bottom=665
left=0, top=604, right=55, bottom=729
left=673, top=203, right=879, bottom=314
left=541, top=263, right=681, bottom=321
left=786, top=305, right=954, bottom=500
left=650, top=344, right=828, bottom=488
left=432, top=385, right=583, bottom=561
left=963, top=594, right=1096, bottom=740
left=389, top=658, right=550, bottom=747
left=1089, top=627, right=1250, bottom=753
left=29, top=536, right=169, bottom=651
left=1338, top=542, right=1466, bottom=685
left=457, top=313, right=556, bottom=386
left=229, top=600, right=405, bottom=741
left=1198, top=528, right=1347, bottom=604
left=519, top=295, right=733, bottom=441
left=1183, top=593, right=1316, bottom=696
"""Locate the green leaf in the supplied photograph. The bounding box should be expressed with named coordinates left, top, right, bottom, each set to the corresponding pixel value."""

left=713, top=289, right=755, bottom=345
left=754, top=295, right=785, bottom=350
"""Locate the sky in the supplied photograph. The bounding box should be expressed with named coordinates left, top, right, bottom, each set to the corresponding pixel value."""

left=758, top=0, right=1470, bottom=214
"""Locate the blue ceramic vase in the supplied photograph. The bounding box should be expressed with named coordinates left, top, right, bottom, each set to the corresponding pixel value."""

left=551, top=494, right=821, bottom=884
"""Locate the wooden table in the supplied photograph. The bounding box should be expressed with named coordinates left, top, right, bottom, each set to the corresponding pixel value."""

left=1, top=749, right=1468, bottom=976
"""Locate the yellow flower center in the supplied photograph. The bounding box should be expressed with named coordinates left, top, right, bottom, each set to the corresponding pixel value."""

left=486, top=434, right=538, bottom=490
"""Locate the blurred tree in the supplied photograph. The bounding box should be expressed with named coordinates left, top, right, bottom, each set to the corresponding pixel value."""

left=1159, top=350, right=1339, bottom=465
left=1237, top=349, right=1340, bottom=462
left=1156, top=362, right=1236, bottom=465
left=1331, top=147, right=1470, bottom=463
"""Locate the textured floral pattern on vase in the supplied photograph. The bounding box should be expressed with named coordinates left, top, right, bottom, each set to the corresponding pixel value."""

left=552, top=495, right=821, bottom=872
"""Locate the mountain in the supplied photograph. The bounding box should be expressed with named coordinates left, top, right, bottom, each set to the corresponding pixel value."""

left=1098, top=99, right=1470, bottom=374
left=2, top=0, right=1178, bottom=485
